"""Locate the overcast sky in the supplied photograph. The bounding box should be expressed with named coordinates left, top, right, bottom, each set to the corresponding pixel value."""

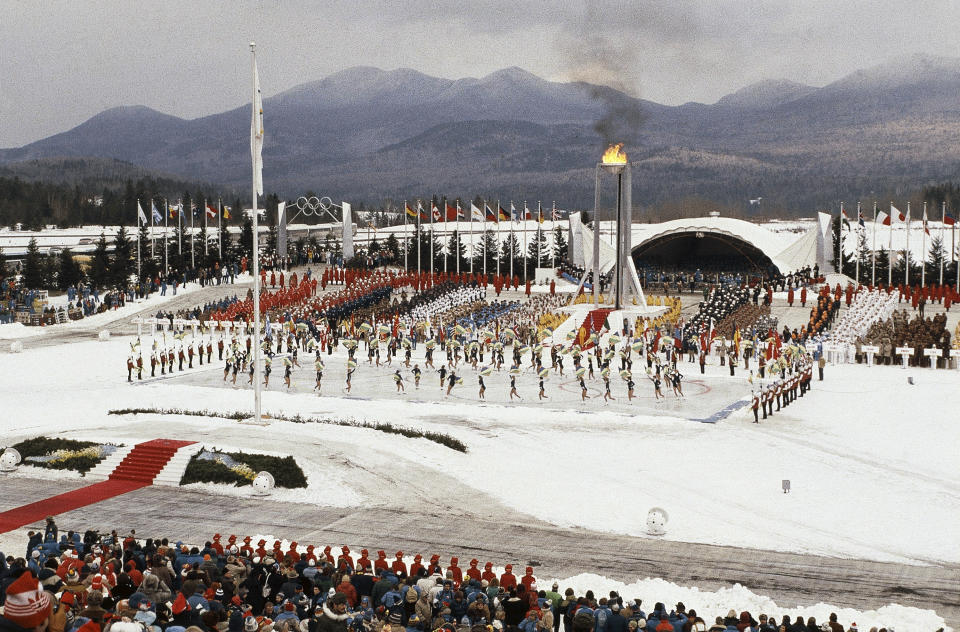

left=2, top=0, right=958, bottom=147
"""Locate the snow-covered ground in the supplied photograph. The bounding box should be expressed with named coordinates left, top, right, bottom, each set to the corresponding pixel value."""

left=1, top=333, right=957, bottom=630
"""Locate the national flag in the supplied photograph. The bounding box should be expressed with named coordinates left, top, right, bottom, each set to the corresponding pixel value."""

left=857, top=208, right=865, bottom=228
left=485, top=204, right=498, bottom=222
left=223, top=205, right=231, bottom=220
left=510, top=202, right=518, bottom=222
left=551, top=205, right=559, bottom=221
left=169, top=204, right=179, bottom=219
left=417, top=201, right=428, bottom=220
left=498, top=204, right=509, bottom=221
left=431, top=203, right=442, bottom=222
left=944, top=212, right=957, bottom=226
left=137, top=201, right=148, bottom=225
left=923, top=208, right=930, bottom=236
left=891, top=204, right=906, bottom=223
left=251, top=57, right=264, bottom=197
left=471, top=203, right=483, bottom=221
left=205, top=204, right=217, bottom=219
left=405, top=204, right=417, bottom=219
left=151, top=202, right=162, bottom=224
left=840, top=208, right=850, bottom=230
left=445, top=203, right=459, bottom=221
left=537, top=205, right=544, bottom=224
left=877, top=210, right=890, bottom=226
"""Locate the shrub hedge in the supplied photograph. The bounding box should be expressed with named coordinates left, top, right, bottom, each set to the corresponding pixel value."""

left=9, top=436, right=107, bottom=474
left=179, top=448, right=307, bottom=489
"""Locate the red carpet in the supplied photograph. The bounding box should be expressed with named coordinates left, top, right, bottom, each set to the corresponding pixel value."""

left=0, top=438, right=194, bottom=533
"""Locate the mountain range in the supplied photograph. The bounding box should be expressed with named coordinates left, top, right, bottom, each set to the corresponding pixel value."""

left=3, top=53, right=960, bottom=214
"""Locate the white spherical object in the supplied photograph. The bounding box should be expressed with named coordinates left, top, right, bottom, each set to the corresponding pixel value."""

left=252, top=471, right=275, bottom=494
left=9, top=341, right=23, bottom=353
left=646, top=506, right=669, bottom=536
left=0, top=447, right=22, bottom=472
left=98, top=330, right=111, bottom=341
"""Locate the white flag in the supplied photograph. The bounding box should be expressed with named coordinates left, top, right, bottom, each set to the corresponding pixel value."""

left=137, top=201, right=147, bottom=225
left=251, top=57, right=264, bottom=197
left=890, top=204, right=905, bottom=223
left=471, top=203, right=483, bottom=221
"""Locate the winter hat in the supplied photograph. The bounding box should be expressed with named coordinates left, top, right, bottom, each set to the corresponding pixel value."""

left=389, top=612, right=402, bottom=624
left=172, top=592, right=191, bottom=614
left=110, top=623, right=142, bottom=632
left=60, top=592, right=76, bottom=606
left=66, top=568, right=80, bottom=583
left=4, top=572, right=53, bottom=628
left=135, top=610, right=158, bottom=626
left=229, top=611, right=245, bottom=632
left=284, top=602, right=296, bottom=612
left=245, top=617, right=260, bottom=632
left=76, top=622, right=101, bottom=632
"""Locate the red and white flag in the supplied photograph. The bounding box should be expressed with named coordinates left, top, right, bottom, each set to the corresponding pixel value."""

left=205, top=204, right=217, bottom=219
left=922, top=208, right=930, bottom=235
left=876, top=210, right=890, bottom=226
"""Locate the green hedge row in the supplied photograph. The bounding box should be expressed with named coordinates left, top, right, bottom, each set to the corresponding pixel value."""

left=9, top=436, right=106, bottom=474
left=179, top=448, right=308, bottom=489
left=109, top=408, right=467, bottom=452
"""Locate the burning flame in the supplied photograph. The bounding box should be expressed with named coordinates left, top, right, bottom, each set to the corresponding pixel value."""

left=601, top=143, right=627, bottom=164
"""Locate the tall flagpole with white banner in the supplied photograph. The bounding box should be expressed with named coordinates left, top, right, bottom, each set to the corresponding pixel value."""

left=871, top=201, right=877, bottom=287
left=250, top=42, right=265, bottom=424
left=905, top=202, right=911, bottom=286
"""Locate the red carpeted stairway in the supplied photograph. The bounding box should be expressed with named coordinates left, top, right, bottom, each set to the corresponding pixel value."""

left=578, top=308, right=613, bottom=349
left=0, top=439, right=194, bottom=533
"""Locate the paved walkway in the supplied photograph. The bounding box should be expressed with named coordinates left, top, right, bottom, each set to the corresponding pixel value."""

left=1, top=478, right=957, bottom=626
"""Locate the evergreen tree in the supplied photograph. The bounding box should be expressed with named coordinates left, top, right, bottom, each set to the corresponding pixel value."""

left=446, top=230, right=468, bottom=272
left=553, top=225, right=568, bottom=264
left=90, top=233, right=110, bottom=288
left=384, top=233, right=400, bottom=266
left=528, top=227, right=549, bottom=268
left=21, top=238, right=44, bottom=289
left=474, top=230, right=499, bottom=275
left=500, top=232, right=521, bottom=279
left=0, top=245, right=6, bottom=280
left=111, top=226, right=133, bottom=288
left=873, top=248, right=890, bottom=287
left=925, top=235, right=946, bottom=284
left=218, top=218, right=232, bottom=262
left=831, top=215, right=854, bottom=277
left=57, top=248, right=83, bottom=291
left=238, top=218, right=254, bottom=260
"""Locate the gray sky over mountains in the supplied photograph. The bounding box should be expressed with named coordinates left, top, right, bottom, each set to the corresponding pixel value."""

left=2, top=0, right=958, bottom=147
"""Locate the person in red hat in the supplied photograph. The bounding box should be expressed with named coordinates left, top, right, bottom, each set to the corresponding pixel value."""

left=303, top=545, right=317, bottom=564
left=520, top=566, right=536, bottom=590
left=427, top=555, right=442, bottom=576
left=211, top=534, right=224, bottom=556
left=465, top=559, right=481, bottom=582
left=409, top=555, right=423, bottom=577
left=255, top=540, right=267, bottom=558
left=447, top=558, right=462, bottom=586
left=481, top=562, right=496, bottom=583
left=322, top=546, right=335, bottom=565
left=391, top=552, right=406, bottom=575
left=2, top=572, right=52, bottom=632
left=373, top=551, right=388, bottom=573
left=287, top=542, right=301, bottom=563
left=356, top=549, right=371, bottom=572
left=337, top=546, right=353, bottom=571
left=500, top=564, right=517, bottom=590
left=241, top=537, right=254, bottom=557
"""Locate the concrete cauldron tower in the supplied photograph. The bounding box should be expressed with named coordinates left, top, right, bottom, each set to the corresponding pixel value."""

left=586, top=144, right=645, bottom=309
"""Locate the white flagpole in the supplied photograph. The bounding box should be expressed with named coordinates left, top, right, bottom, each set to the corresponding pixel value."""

left=177, top=199, right=183, bottom=261
left=522, top=201, right=528, bottom=281
left=921, top=202, right=927, bottom=288
left=855, top=201, right=861, bottom=284
left=164, top=197, right=169, bottom=273
left=496, top=200, right=500, bottom=279
left=403, top=200, right=408, bottom=272
left=469, top=201, right=474, bottom=275
left=430, top=201, right=434, bottom=277
left=537, top=201, right=542, bottom=270
left=417, top=202, right=422, bottom=275
left=905, top=202, right=911, bottom=287
left=150, top=199, right=155, bottom=260
left=838, top=202, right=843, bottom=276
left=190, top=199, right=195, bottom=268
left=218, top=198, right=223, bottom=260
left=136, top=198, right=141, bottom=284
left=442, top=199, right=448, bottom=275
left=552, top=201, right=557, bottom=269
left=940, top=200, right=946, bottom=286
left=204, top=197, right=208, bottom=258
left=888, top=202, right=893, bottom=288
left=509, top=202, right=514, bottom=281
left=871, top=201, right=877, bottom=287
left=250, top=42, right=263, bottom=424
